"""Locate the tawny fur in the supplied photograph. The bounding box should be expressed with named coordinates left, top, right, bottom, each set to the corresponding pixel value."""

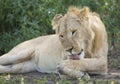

left=52, top=6, right=108, bottom=77
left=0, top=7, right=108, bottom=78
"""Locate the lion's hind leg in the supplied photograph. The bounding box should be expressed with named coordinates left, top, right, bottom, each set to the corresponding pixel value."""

left=0, top=60, right=36, bottom=73
left=0, top=49, right=34, bottom=65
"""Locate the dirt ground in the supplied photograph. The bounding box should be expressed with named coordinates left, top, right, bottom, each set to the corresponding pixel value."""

left=4, top=68, right=119, bottom=84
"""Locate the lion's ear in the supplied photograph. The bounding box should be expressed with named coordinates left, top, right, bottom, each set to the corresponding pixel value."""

left=52, top=14, right=63, bottom=33
left=79, top=7, right=89, bottom=20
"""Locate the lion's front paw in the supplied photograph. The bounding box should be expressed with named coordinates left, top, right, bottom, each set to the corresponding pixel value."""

left=57, top=60, right=90, bottom=79
left=57, top=61, right=66, bottom=75
left=57, top=61, right=70, bottom=79
left=81, top=72, right=90, bottom=80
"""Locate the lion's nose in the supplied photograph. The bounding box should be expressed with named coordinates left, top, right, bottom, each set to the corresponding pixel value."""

left=66, top=47, right=73, bottom=53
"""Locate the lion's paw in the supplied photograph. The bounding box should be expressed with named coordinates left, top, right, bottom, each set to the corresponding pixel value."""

left=81, top=72, right=90, bottom=80
left=57, top=61, right=90, bottom=79
left=57, top=62, right=65, bottom=74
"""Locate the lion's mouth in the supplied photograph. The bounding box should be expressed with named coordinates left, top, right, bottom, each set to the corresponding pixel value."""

left=69, top=49, right=84, bottom=60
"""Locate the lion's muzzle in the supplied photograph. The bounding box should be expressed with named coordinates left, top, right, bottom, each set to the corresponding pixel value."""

left=69, top=49, right=84, bottom=60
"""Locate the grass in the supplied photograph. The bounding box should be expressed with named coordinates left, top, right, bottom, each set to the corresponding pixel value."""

left=0, top=74, right=120, bottom=84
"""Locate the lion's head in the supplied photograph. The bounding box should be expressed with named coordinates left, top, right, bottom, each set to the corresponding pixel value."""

left=52, top=7, right=102, bottom=60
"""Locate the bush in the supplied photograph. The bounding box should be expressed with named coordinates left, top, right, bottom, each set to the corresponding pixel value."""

left=0, top=0, right=119, bottom=53
left=0, top=0, right=57, bottom=52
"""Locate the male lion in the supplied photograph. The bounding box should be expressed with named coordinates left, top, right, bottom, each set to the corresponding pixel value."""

left=0, top=7, right=108, bottom=78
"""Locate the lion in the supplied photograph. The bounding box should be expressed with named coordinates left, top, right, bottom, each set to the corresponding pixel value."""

left=0, top=6, right=108, bottom=78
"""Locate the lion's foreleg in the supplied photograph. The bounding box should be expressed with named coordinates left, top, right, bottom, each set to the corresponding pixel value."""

left=76, top=58, right=107, bottom=75
left=58, top=58, right=107, bottom=78
left=57, top=65, right=85, bottom=78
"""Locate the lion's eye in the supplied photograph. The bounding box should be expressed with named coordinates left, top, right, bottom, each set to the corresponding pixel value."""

left=59, top=35, right=64, bottom=39
left=81, top=49, right=83, bottom=52
left=72, top=30, right=77, bottom=36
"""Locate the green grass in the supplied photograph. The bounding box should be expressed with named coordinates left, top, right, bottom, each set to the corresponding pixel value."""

left=0, top=74, right=119, bottom=84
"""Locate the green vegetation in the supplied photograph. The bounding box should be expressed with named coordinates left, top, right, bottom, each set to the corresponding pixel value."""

left=0, top=74, right=119, bottom=84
